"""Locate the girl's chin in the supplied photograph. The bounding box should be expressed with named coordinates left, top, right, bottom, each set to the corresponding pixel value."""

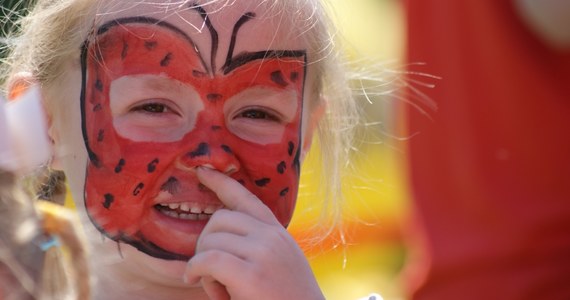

left=117, top=244, right=192, bottom=285
left=138, top=255, right=190, bottom=283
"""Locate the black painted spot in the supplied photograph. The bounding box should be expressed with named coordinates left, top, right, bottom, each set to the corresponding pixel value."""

left=288, top=141, right=295, bottom=156
left=221, top=145, right=232, bottom=154
left=97, top=129, right=105, bottom=142
left=144, top=41, right=158, bottom=50
left=277, top=161, right=286, bottom=174
left=160, top=53, right=172, bottom=67
left=103, top=193, right=114, bottom=209
left=133, top=182, right=145, bottom=196
left=114, top=158, right=126, bottom=173
left=290, top=72, right=299, bottom=82
left=279, top=187, right=289, bottom=197
left=188, top=143, right=210, bottom=158
left=193, top=70, right=207, bottom=77
left=207, top=93, right=223, bottom=102
left=147, top=158, right=159, bottom=173
left=255, top=178, right=271, bottom=187
left=95, top=79, right=103, bottom=91
left=93, top=103, right=102, bottom=112
left=211, top=125, right=222, bottom=131
left=270, top=70, right=288, bottom=87
left=121, top=42, right=129, bottom=59
left=160, top=177, right=180, bottom=194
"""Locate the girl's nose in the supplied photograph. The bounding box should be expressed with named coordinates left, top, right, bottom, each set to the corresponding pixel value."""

left=178, top=142, right=240, bottom=175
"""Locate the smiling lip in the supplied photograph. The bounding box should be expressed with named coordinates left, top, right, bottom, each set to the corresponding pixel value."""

left=154, top=201, right=224, bottom=221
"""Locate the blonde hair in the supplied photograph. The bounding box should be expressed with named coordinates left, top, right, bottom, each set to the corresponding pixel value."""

left=1, top=0, right=359, bottom=239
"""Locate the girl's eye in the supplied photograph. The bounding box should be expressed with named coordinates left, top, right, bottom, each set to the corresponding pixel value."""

left=131, top=103, right=171, bottom=114
left=237, top=109, right=280, bottom=121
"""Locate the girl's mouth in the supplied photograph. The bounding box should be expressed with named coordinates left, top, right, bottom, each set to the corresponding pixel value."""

left=154, top=202, right=223, bottom=221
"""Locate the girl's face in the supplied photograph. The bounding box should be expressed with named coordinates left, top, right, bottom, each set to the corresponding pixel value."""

left=78, top=1, right=312, bottom=260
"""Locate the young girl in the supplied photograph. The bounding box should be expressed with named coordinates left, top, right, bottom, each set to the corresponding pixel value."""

left=2, top=0, right=361, bottom=298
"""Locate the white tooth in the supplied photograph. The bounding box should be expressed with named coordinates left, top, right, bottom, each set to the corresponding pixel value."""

left=204, top=206, right=216, bottom=214
left=190, top=205, right=202, bottom=214
left=179, top=213, right=190, bottom=220
left=180, top=203, right=191, bottom=212
left=168, top=203, right=180, bottom=210
left=159, top=203, right=169, bottom=207
left=198, top=214, right=210, bottom=221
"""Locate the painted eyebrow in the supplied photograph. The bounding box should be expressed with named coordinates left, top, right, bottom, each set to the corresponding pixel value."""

left=222, top=50, right=307, bottom=75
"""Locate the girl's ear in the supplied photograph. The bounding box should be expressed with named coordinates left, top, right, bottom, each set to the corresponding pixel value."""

left=301, top=96, right=327, bottom=162
left=7, top=73, right=36, bottom=100
left=7, top=74, right=61, bottom=170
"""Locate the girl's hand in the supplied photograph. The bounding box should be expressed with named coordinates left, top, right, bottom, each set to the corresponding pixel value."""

left=183, top=167, right=325, bottom=300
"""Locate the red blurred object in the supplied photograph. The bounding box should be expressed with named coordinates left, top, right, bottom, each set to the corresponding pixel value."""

left=403, top=1, right=570, bottom=299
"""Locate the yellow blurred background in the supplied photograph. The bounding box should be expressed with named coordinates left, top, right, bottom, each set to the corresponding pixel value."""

left=288, top=1, right=410, bottom=299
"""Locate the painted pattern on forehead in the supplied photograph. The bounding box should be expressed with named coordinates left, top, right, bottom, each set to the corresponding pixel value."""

left=80, top=7, right=307, bottom=260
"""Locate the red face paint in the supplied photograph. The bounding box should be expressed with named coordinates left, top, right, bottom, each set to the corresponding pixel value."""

left=81, top=16, right=306, bottom=260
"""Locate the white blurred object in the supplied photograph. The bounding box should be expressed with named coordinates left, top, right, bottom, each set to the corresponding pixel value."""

left=0, top=86, right=51, bottom=173
left=0, top=96, right=15, bottom=170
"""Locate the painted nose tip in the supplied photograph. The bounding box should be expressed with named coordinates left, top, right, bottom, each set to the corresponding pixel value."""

left=179, top=143, right=240, bottom=175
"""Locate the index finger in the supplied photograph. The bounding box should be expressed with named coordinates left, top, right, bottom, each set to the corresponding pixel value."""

left=196, top=167, right=278, bottom=225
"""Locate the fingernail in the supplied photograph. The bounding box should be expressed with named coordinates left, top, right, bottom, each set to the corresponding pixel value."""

left=196, top=166, right=211, bottom=175
left=199, top=164, right=215, bottom=170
